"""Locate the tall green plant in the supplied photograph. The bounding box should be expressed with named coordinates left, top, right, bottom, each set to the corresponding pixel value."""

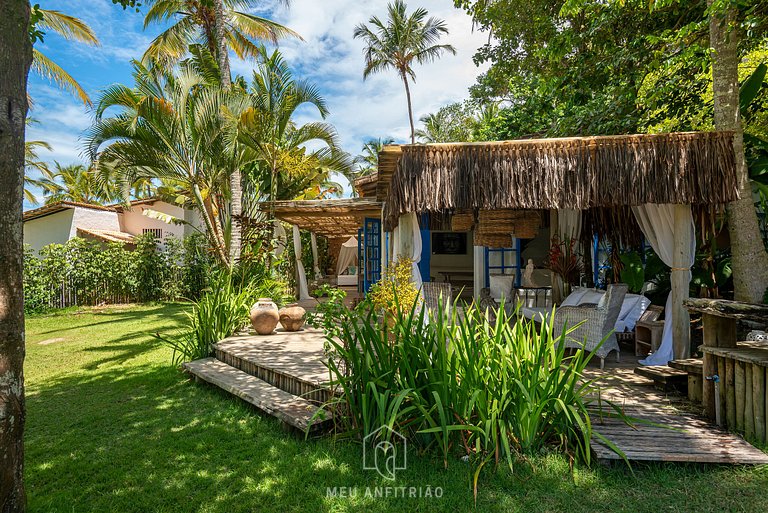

left=320, top=295, right=628, bottom=493
left=157, top=268, right=258, bottom=366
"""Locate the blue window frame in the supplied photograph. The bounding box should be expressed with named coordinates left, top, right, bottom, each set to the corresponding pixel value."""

left=419, top=213, right=431, bottom=282
left=360, top=217, right=381, bottom=292
left=484, top=239, right=522, bottom=287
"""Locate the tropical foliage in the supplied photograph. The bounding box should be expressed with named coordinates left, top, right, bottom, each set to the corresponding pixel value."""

left=142, top=0, right=300, bottom=65
left=33, top=8, right=100, bottom=105
left=22, top=234, right=212, bottom=314
left=35, top=162, right=116, bottom=205
left=354, top=0, right=456, bottom=143
left=352, top=137, right=394, bottom=177
left=236, top=48, right=353, bottom=216
left=318, top=294, right=624, bottom=495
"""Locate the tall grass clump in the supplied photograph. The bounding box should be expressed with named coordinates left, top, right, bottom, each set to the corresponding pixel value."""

left=157, top=262, right=293, bottom=366
left=321, top=293, right=625, bottom=491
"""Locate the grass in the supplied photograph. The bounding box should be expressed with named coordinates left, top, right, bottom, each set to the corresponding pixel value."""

left=24, top=303, right=768, bottom=512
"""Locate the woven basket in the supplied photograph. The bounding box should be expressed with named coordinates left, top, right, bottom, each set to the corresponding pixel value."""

left=451, top=210, right=474, bottom=232
left=474, top=232, right=513, bottom=248
left=510, top=211, right=540, bottom=239
left=476, top=210, right=540, bottom=239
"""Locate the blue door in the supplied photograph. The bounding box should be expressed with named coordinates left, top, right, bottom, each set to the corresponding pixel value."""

left=419, top=213, right=431, bottom=282
left=361, top=217, right=382, bottom=292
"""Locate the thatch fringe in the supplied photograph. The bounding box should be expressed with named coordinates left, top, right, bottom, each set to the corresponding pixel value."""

left=382, top=132, right=738, bottom=231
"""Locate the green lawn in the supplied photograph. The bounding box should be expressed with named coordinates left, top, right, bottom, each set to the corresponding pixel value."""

left=25, top=303, right=768, bottom=512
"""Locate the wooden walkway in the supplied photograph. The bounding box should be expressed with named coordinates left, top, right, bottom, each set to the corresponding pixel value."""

left=585, top=363, right=768, bottom=464
left=196, top=328, right=768, bottom=465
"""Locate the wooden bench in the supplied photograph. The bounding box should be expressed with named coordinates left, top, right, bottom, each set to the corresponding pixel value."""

left=668, top=358, right=704, bottom=403
left=634, top=365, right=688, bottom=393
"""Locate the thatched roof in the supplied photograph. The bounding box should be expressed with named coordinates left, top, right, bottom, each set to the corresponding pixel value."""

left=353, top=173, right=378, bottom=198
left=379, top=132, right=739, bottom=230
left=260, top=198, right=382, bottom=238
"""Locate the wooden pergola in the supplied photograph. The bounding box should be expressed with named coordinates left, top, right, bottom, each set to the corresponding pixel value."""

left=259, top=198, right=382, bottom=239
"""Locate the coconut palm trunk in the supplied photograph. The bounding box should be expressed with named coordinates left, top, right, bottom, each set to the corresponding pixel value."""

left=401, top=72, right=415, bottom=144
left=212, top=0, right=241, bottom=265
left=709, top=1, right=768, bottom=302
left=0, top=2, right=32, bottom=510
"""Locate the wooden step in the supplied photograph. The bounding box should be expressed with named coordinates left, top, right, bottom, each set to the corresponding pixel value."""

left=215, top=331, right=335, bottom=405
left=634, top=365, right=688, bottom=393
left=668, top=358, right=704, bottom=375
left=183, top=358, right=331, bottom=432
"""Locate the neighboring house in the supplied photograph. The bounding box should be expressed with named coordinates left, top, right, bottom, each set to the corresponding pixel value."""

left=23, top=199, right=204, bottom=253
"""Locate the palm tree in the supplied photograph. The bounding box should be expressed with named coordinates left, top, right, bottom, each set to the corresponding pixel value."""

left=143, top=1, right=300, bottom=265
left=353, top=1, right=455, bottom=143
left=353, top=137, right=394, bottom=177
left=85, top=58, right=236, bottom=264
left=142, top=0, right=300, bottom=66
left=33, top=9, right=99, bottom=105
left=236, top=48, right=353, bottom=217
left=36, top=162, right=116, bottom=205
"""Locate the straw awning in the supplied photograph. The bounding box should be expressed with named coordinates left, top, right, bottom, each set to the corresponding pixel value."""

left=260, top=198, right=382, bottom=238
left=378, top=132, right=739, bottom=230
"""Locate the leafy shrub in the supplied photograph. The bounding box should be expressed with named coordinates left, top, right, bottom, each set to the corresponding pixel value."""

left=22, top=233, right=215, bottom=313
left=322, top=296, right=626, bottom=491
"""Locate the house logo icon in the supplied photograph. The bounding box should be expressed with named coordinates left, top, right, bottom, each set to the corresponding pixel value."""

left=362, top=426, right=407, bottom=480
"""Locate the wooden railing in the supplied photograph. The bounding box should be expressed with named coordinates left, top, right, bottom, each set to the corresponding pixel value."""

left=685, top=298, right=768, bottom=443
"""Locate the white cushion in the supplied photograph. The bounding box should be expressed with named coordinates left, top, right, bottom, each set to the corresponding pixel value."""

left=489, top=274, right=516, bottom=301
left=579, top=289, right=605, bottom=305
left=521, top=306, right=550, bottom=323
left=561, top=287, right=589, bottom=306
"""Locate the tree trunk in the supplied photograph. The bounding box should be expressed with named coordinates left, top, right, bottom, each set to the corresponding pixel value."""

left=0, top=2, right=32, bottom=511
left=401, top=73, right=415, bottom=144
left=709, top=1, right=768, bottom=303
left=212, top=0, right=241, bottom=266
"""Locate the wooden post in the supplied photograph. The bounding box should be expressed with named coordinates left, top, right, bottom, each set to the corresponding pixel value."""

left=745, top=365, right=754, bottom=439
left=671, top=204, right=692, bottom=360
left=736, top=360, right=746, bottom=431
left=752, top=364, right=765, bottom=443
left=718, top=356, right=727, bottom=426
left=726, top=358, right=736, bottom=429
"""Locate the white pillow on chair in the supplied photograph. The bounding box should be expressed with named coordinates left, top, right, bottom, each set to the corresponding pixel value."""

left=561, top=287, right=589, bottom=306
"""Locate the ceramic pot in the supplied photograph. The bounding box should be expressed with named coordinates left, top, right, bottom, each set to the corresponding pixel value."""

left=279, top=303, right=306, bottom=332
left=250, top=298, right=279, bottom=335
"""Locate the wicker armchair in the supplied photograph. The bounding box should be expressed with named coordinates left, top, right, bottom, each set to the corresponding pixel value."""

left=422, top=282, right=452, bottom=318
left=553, top=283, right=628, bottom=369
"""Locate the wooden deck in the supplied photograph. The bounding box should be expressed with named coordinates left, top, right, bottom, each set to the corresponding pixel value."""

left=203, top=328, right=768, bottom=465
left=584, top=359, right=768, bottom=464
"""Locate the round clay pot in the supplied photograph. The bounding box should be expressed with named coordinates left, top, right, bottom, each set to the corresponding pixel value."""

left=250, top=298, right=279, bottom=335
left=279, top=303, right=306, bottom=332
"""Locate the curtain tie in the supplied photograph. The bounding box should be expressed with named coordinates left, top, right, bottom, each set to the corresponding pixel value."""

left=670, top=267, right=691, bottom=271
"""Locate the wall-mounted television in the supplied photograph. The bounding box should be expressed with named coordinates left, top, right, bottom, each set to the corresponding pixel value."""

left=432, top=232, right=467, bottom=255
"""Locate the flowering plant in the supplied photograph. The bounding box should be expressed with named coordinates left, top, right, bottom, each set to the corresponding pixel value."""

left=367, top=257, right=421, bottom=318
left=547, top=236, right=582, bottom=284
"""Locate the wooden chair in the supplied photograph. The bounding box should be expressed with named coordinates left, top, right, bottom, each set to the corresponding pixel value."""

left=634, top=305, right=665, bottom=356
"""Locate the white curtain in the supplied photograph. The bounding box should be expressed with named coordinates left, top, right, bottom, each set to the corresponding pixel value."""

left=557, top=208, right=582, bottom=241
left=632, top=204, right=695, bottom=366
left=336, top=236, right=359, bottom=275
left=394, top=212, right=423, bottom=289
left=292, top=225, right=310, bottom=300
left=310, top=233, right=322, bottom=280
left=273, top=220, right=287, bottom=258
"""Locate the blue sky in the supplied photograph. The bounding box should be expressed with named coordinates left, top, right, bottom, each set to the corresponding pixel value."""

left=26, top=0, right=488, bottom=209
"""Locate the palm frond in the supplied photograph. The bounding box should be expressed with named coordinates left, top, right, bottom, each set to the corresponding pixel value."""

left=32, top=48, right=92, bottom=106
left=38, top=9, right=99, bottom=45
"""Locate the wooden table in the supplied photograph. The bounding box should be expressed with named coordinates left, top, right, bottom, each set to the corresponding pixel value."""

left=437, top=270, right=474, bottom=283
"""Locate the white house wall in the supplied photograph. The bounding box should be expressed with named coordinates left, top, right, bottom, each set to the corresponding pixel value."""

left=119, top=201, right=191, bottom=240
left=70, top=207, right=121, bottom=238
left=23, top=209, right=75, bottom=253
